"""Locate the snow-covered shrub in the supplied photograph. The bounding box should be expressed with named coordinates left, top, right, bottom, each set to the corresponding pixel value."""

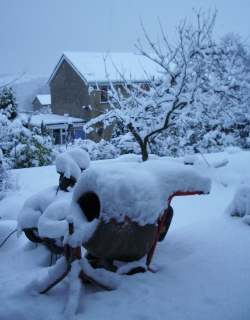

left=111, top=133, right=141, bottom=156
left=72, top=139, right=118, bottom=160
left=0, top=116, right=54, bottom=169
left=0, top=86, right=54, bottom=169
left=0, top=149, right=8, bottom=200
left=9, top=124, right=54, bottom=168
left=0, top=86, right=17, bottom=120
left=0, top=148, right=16, bottom=200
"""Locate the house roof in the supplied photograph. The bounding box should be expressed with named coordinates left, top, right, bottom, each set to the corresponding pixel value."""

left=49, top=52, right=159, bottom=85
left=34, top=94, right=51, bottom=105
left=20, top=113, right=84, bottom=127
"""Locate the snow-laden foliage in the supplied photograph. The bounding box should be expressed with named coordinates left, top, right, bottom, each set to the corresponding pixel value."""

left=85, top=13, right=250, bottom=160
left=0, top=149, right=9, bottom=200
left=0, top=113, right=54, bottom=169
left=72, top=138, right=119, bottom=160
left=0, top=86, right=17, bottom=120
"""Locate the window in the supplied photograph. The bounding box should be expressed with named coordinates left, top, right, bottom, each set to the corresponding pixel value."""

left=97, top=127, right=104, bottom=137
left=100, top=86, right=108, bottom=103
left=53, top=129, right=61, bottom=145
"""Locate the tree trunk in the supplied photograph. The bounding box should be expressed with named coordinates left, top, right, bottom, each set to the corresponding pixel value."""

left=127, top=123, right=149, bottom=162
left=141, top=142, right=149, bottom=162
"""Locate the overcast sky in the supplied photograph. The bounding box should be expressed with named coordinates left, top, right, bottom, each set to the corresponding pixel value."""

left=0, top=0, right=249, bottom=76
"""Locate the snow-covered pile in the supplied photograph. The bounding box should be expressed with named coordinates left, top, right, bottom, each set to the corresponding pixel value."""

left=55, top=148, right=90, bottom=180
left=67, top=149, right=90, bottom=171
left=17, top=186, right=70, bottom=230
left=56, top=153, right=81, bottom=181
left=72, top=161, right=211, bottom=227
left=226, top=185, right=250, bottom=225
left=38, top=200, right=70, bottom=238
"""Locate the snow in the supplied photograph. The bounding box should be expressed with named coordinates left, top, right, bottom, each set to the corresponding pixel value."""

left=72, top=161, right=210, bottom=225
left=18, top=149, right=90, bottom=239
left=38, top=200, right=69, bottom=238
left=0, top=150, right=250, bottom=319
left=67, top=149, right=90, bottom=171
left=33, top=256, right=68, bottom=293
left=56, top=153, right=81, bottom=180
left=17, top=186, right=59, bottom=229
left=80, top=258, right=120, bottom=290
left=55, top=149, right=90, bottom=179
left=226, top=185, right=250, bottom=223
left=20, top=112, right=84, bottom=127
left=35, top=94, right=51, bottom=106
left=50, top=52, right=159, bottom=84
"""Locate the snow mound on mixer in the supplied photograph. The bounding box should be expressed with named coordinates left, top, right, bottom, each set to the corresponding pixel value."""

left=67, top=149, right=90, bottom=171
left=55, top=153, right=81, bottom=180
left=17, top=186, right=72, bottom=230
left=38, top=200, right=70, bottom=239
left=17, top=186, right=59, bottom=229
left=72, top=161, right=211, bottom=226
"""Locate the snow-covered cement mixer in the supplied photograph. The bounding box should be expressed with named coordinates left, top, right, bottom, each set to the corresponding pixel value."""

left=68, top=161, right=211, bottom=269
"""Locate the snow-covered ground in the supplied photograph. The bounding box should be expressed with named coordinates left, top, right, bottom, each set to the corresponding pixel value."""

left=0, top=150, right=250, bottom=320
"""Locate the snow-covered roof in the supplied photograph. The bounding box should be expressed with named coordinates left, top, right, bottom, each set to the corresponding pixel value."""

left=20, top=113, right=84, bottom=127
left=35, top=94, right=51, bottom=106
left=49, top=52, right=159, bottom=84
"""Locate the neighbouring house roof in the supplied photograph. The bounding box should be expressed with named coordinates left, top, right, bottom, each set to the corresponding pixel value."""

left=49, top=52, right=159, bottom=85
left=34, top=94, right=51, bottom=106
left=20, top=113, right=84, bottom=127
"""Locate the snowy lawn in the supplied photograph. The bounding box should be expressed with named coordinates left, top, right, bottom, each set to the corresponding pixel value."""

left=0, top=150, right=250, bottom=320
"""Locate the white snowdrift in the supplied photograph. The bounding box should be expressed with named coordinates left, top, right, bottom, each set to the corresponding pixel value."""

left=226, top=185, right=250, bottom=224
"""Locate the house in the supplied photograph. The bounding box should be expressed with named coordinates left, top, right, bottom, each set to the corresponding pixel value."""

left=32, top=94, right=51, bottom=113
left=48, top=52, right=157, bottom=141
left=20, top=113, right=85, bottom=145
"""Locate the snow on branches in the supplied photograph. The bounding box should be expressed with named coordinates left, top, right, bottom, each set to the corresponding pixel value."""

left=85, top=12, right=250, bottom=161
left=85, top=12, right=218, bottom=161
